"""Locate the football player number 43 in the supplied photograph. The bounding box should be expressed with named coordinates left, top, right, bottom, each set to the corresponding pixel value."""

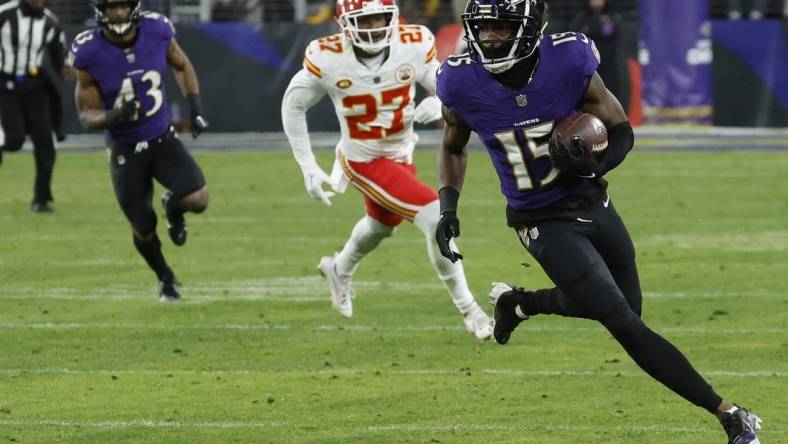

left=113, top=70, right=164, bottom=120
left=343, top=84, right=410, bottom=140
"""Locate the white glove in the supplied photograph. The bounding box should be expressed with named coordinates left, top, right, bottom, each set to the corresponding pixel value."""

left=302, top=166, right=335, bottom=207
left=413, top=96, right=443, bottom=124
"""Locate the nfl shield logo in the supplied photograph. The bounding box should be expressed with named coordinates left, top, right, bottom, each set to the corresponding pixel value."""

left=516, top=94, right=528, bottom=107
left=126, top=52, right=135, bottom=64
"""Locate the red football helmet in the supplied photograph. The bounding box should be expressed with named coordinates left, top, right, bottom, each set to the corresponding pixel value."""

left=336, top=0, right=399, bottom=54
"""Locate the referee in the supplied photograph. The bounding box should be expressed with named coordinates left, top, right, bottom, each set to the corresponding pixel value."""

left=0, top=0, right=65, bottom=213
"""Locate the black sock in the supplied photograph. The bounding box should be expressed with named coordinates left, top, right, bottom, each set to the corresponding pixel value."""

left=133, top=234, right=174, bottom=282
left=615, top=326, right=723, bottom=412
left=519, top=288, right=589, bottom=318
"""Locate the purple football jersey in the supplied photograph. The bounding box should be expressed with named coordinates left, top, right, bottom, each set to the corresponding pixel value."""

left=70, top=13, right=175, bottom=145
left=437, top=32, right=600, bottom=212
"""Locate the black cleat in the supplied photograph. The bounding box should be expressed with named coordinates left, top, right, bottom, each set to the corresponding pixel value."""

left=720, top=406, right=762, bottom=444
left=159, top=279, right=182, bottom=302
left=31, top=201, right=53, bottom=213
left=489, top=282, right=529, bottom=345
left=161, top=191, right=187, bottom=246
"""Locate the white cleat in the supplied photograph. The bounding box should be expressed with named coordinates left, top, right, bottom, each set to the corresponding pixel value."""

left=318, top=255, right=353, bottom=318
left=463, top=304, right=493, bottom=340
left=489, top=282, right=514, bottom=304
left=489, top=282, right=529, bottom=345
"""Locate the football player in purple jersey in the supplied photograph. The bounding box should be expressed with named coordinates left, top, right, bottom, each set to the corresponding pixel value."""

left=70, top=0, right=209, bottom=301
left=435, top=1, right=762, bottom=442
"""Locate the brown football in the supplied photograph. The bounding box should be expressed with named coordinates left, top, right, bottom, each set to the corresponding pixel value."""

left=550, top=113, right=608, bottom=155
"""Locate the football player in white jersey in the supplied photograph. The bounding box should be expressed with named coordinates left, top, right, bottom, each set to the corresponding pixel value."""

left=282, top=0, right=492, bottom=340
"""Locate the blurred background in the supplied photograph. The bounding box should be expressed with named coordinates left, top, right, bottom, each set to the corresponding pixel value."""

left=16, top=0, right=788, bottom=133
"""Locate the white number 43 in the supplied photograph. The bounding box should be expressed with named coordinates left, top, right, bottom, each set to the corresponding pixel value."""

left=112, top=70, right=163, bottom=120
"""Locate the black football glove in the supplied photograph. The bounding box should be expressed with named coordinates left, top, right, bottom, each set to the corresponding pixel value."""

left=191, top=115, right=208, bottom=139
left=106, top=99, right=139, bottom=128
left=436, top=210, right=464, bottom=263
left=549, top=134, right=603, bottom=179
left=187, top=93, right=208, bottom=139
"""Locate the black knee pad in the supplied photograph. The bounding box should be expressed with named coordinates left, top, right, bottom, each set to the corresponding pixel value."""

left=601, top=305, right=647, bottom=345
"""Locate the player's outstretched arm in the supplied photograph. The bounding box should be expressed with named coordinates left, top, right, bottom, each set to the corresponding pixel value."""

left=167, top=39, right=199, bottom=96
left=438, top=105, right=471, bottom=194
left=75, top=69, right=137, bottom=130
left=281, top=70, right=333, bottom=206
left=436, top=105, right=472, bottom=262
left=167, top=39, right=208, bottom=138
left=579, top=73, right=634, bottom=174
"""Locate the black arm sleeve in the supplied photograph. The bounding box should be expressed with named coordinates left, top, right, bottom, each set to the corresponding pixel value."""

left=600, top=121, right=634, bottom=175
left=187, top=93, right=205, bottom=117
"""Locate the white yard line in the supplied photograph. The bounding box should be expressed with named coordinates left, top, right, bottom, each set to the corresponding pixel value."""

left=640, top=262, right=788, bottom=268
left=0, top=419, right=288, bottom=429
left=0, top=294, right=329, bottom=302
left=637, top=230, right=788, bottom=251
left=0, top=322, right=783, bottom=335
left=643, top=291, right=786, bottom=299
left=364, top=422, right=785, bottom=436
left=0, top=292, right=783, bottom=303
left=0, top=419, right=782, bottom=436
left=1, top=367, right=785, bottom=378
left=0, top=280, right=783, bottom=302
left=365, top=423, right=715, bottom=434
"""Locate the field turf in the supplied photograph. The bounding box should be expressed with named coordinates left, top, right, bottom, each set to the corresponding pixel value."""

left=0, top=148, right=785, bottom=443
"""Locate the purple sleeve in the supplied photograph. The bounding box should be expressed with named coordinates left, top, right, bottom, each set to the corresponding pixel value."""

left=69, top=48, right=88, bottom=71
left=69, top=32, right=95, bottom=71
left=436, top=60, right=459, bottom=109
left=161, top=15, right=175, bottom=42
left=144, top=14, right=175, bottom=44
left=578, top=33, right=600, bottom=87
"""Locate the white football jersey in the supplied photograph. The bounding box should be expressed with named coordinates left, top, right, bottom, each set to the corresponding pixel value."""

left=301, top=25, right=439, bottom=162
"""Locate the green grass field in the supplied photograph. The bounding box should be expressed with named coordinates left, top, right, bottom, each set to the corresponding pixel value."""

left=0, top=148, right=785, bottom=443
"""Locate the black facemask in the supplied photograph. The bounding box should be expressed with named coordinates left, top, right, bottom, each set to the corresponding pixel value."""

left=492, top=49, right=540, bottom=90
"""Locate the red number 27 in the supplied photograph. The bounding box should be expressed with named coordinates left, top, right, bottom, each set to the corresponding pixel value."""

left=342, top=85, right=411, bottom=140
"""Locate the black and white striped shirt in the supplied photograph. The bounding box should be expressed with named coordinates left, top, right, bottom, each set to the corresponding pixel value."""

left=0, top=0, right=65, bottom=79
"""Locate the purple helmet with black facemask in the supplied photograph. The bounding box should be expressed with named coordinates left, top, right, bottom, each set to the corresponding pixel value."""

left=462, top=0, right=547, bottom=73
left=92, top=0, right=142, bottom=36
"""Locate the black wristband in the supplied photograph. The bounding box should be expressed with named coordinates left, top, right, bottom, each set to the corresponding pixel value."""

left=438, top=186, right=460, bottom=214
left=187, top=93, right=204, bottom=117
